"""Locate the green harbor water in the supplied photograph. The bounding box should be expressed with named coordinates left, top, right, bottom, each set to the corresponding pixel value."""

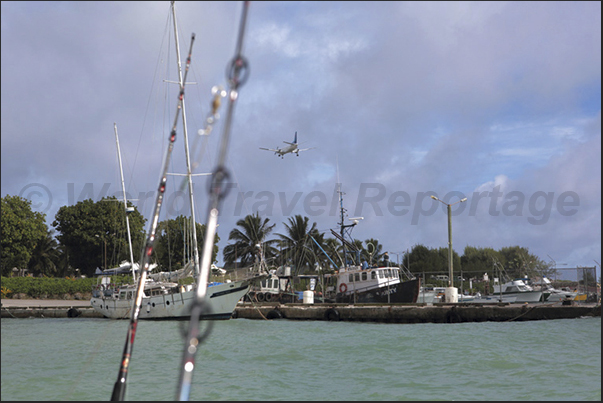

left=1, top=316, right=600, bottom=401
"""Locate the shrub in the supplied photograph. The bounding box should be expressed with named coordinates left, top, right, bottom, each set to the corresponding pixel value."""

left=0, top=276, right=98, bottom=299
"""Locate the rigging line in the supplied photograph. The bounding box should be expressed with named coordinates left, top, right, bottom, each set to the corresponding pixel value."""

left=129, top=10, right=173, bottom=197
left=176, top=2, right=250, bottom=401
left=110, top=32, right=196, bottom=402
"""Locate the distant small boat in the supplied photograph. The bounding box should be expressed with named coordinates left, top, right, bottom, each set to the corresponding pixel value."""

left=492, top=278, right=543, bottom=302
left=418, top=286, right=477, bottom=303
left=528, top=276, right=577, bottom=302
left=465, top=293, right=517, bottom=304
left=462, top=278, right=542, bottom=304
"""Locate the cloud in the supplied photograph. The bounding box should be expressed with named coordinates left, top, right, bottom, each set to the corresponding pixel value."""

left=1, top=2, right=600, bottom=275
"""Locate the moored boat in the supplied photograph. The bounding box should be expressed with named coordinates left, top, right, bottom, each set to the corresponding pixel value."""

left=492, top=278, right=543, bottom=302
left=319, top=186, right=421, bottom=304
left=528, top=276, right=577, bottom=302
left=462, top=278, right=542, bottom=303
left=91, top=273, right=251, bottom=319
left=90, top=5, right=260, bottom=321
left=323, top=265, right=420, bottom=303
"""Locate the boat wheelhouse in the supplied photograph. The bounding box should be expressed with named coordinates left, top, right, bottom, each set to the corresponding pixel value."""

left=324, top=265, right=420, bottom=304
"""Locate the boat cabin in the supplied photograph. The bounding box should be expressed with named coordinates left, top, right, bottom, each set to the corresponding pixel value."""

left=493, top=279, right=534, bottom=294
left=325, top=266, right=401, bottom=296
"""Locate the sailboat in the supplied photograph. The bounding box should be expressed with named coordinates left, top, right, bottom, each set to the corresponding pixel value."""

left=322, top=186, right=421, bottom=303
left=91, top=5, right=258, bottom=320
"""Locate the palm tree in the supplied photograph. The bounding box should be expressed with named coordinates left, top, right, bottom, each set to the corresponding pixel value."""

left=223, top=212, right=278, bottom=268
left=306, top=231, right=332, bottom=273
left=27, top=230, right=60, bottom=277
left=362, top=238, right=385, bottom=266
left=323, top=237, right=343, bottom=270
left=277, top=215, right=320, bottom=275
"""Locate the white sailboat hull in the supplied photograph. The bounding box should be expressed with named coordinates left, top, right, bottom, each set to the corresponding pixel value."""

left=91, top=280, right=249, bottom=320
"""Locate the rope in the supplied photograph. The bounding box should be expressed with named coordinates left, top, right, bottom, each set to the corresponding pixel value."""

left=1, top=305, right=17, bottom=318
left=247, top=293, right=269, bottom=320
left=505, top=304, right=538, bottom=322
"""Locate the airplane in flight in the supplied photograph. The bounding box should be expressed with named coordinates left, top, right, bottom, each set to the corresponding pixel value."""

left=259, top=131, right=314, bottom=158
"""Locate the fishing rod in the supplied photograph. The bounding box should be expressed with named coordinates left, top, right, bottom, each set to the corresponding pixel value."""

left=175, top=1, right=250, bottom=401
left=110, top=32, right=196, bottom=402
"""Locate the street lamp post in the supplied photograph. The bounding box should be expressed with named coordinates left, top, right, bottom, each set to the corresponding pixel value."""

left=95, top=234, right=107, bottom=271
left=431, top=195, right=467, bottom=302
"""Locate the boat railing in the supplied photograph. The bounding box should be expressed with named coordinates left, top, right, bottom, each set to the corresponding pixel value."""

left=344, top=278, right=400, bottom=295
left=218, top=266, right=267, bottom=283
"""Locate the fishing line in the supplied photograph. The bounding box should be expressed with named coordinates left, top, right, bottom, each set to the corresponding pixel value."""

left=175, top=2, right=250, bottom=401
left=110, top=32, right=197, bottom=403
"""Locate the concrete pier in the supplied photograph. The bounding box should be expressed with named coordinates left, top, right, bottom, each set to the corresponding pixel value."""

left=1, top=299, right=104, bottom=319
left=232, top=302, right=601, bottom=323
left=2, top=299, right=600, bottom=322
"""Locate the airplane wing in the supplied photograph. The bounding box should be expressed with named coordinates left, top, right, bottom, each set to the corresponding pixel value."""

left=297, top=147, right=315, bottom=152
left=259, top=147, right=279, bottom=152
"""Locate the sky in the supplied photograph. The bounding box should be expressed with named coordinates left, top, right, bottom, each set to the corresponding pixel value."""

left=1, top=1, right=601, bottom=280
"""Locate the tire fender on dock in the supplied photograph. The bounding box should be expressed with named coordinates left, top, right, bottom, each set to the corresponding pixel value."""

left=324, top=308, right=340, bottom=321
left=266, top=309, right=282, bottom=320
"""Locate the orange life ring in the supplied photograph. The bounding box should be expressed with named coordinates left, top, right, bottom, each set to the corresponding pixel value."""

left=339, top=283, right=347, bottom=293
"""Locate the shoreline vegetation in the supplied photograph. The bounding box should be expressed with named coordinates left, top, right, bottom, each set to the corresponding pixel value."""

left=1, top=276, right=97, bottom=300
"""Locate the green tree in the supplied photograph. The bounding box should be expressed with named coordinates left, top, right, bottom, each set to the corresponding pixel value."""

left=362, top=238, right=385, bottom=266
left=277, top=215, right=320, bottom=274
left=323, top=237, right=343, bottom=269
left=406, top=244, right=434, bottom=274
left=223, top=212, right=278, bottom=269
left=460, top=246, right=502, bottom=276
left=405, top=244, right=460, bottom=277
left=345, top=239, right=364, bottom=266
left=1, top=195, right=47, bottom=276
left=498, top=246, right=546, bottom=279
left=52, top=197, right=146, bottom=277
left=153, top=215, right=220, bottom=271
left=27, top=229, right=61, bottom=277
left=306, top=231, right=337, bottom=273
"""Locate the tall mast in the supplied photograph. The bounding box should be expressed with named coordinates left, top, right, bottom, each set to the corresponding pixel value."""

left=171, top=1, right=200, bottom=278
left=114, top=123, right=136, bottom=283
left=339, top=185, right=346, bottom=268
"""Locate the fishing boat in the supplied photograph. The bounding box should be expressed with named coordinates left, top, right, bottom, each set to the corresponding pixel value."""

left=91, top=6, right=257, bottom=320
left=324, top=265, right=420, bottom=303
left=321, top=187, right=421, bottom=304
left=245, top=267, right=297, bottom=303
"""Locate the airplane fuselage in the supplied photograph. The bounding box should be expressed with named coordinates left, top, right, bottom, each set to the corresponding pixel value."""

left=260, top=131, right=312, bottom=158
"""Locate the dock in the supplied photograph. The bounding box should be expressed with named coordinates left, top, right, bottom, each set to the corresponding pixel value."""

left=1, top=299, right=103, bottom=319
left=233, top=302, right=601, bottom=323
left=2, top=299, right=600, bottom=322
